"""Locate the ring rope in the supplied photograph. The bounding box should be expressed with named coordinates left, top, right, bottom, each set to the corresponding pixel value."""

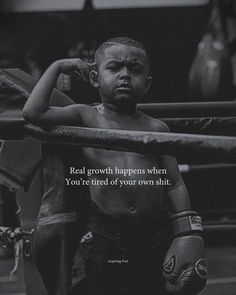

left=138, top=102, right=236, bottom=117
left=2, top=117, right=236, bottom=141
left=162, top=117, right=236, bottom=136
left=24, top=124, right=236, bottom=163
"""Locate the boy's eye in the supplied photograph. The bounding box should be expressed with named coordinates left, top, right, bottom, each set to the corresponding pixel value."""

left=109, top=66, right=118, bottom=71
left=131, top=65, right=143, bottom=74
left=107, top=64, right=120, bottom=71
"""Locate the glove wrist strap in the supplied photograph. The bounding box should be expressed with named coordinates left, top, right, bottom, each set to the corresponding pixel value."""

left=170, top=210, right=203, bottom=237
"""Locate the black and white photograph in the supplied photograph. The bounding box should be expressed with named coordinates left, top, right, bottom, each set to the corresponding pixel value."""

left=0, top=1, right=236, bottom=295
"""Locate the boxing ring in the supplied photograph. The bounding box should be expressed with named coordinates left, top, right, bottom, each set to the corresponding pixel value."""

left=0, top=68, right=235, bottom=205
left=0, top=68, right=235, bottom=229
left=0, top=68, right=236, bottom=295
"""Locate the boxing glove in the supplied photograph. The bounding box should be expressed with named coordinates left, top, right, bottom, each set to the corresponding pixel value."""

left=163, top=211, right=207, bottom=294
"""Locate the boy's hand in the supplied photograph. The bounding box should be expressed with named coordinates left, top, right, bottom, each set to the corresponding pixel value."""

left=54, top=59, right=96, bottom=82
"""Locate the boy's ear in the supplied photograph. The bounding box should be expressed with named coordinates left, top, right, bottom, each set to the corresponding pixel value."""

left=145, top=76, right=152, bottom=93
left=89, top=70, right=99, bottom=88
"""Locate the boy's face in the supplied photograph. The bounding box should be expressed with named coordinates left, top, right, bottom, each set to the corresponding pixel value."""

left=94, top=44, right=152, bottom=106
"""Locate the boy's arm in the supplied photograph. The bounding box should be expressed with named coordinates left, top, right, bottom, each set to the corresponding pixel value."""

left=160, top=155, right=190, bottom=213
left=154, top=121, right=190, bottom=212
left=159, top=155, right=207, bottom=295
left=23, top=59, right=93, bottom=124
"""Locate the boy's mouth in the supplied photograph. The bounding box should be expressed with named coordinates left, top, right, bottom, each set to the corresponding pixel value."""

left=116, top=83, right=132, bottom=91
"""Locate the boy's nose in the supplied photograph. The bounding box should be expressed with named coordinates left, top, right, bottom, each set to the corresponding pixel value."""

left=119, top=70, right=131, bottom=80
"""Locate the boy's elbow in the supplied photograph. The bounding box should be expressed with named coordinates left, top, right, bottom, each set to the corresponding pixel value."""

left=22, top=109, right=30, bottom=121
left=22, top=109, right=41, bottom=123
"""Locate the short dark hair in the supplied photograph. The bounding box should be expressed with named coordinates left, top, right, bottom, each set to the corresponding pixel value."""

left=95, top=37, right=150, bottom=70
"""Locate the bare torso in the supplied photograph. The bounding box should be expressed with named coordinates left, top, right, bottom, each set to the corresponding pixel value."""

left=77, top=104, right=167, bottom=218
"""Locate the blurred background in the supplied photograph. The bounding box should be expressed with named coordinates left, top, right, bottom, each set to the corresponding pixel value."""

left=0, top=0, right=236, bottom=294
left=0, top=0, right=236, bottom=103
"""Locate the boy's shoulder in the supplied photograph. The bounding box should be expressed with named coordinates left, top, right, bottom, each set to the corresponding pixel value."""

left=138, top=111, right=170, bottom=132
left=67, top=103, right=96, bottom=117
left=68, top=103, right=93, bottom=112
left=54, top=103, right=97, bottom=125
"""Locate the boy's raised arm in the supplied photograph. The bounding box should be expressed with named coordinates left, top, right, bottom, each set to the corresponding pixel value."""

left=23, top=59, right=93, bottom=124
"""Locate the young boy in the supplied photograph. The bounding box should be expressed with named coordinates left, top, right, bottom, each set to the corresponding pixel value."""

left=23, top=37, right=207, bottom=295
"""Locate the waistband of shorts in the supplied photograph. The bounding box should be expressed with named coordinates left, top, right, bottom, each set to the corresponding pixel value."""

left=91, top=203, right=167, bottom=223
left=88, top=207, right=169, bottom=242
